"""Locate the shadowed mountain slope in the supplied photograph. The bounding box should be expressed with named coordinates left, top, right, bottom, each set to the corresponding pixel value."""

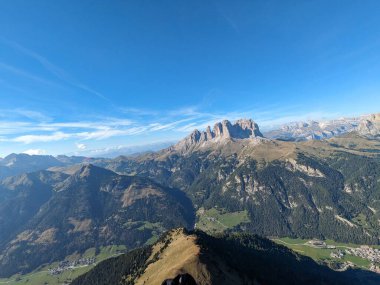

left=0, top=165, right=195, bottom=277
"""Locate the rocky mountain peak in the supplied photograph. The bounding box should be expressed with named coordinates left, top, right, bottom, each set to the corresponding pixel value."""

left=357, top=113, right=380, bottom=137
left=77, top=164, right=94, bottom=177
left=174, top=118, right=263, bottom=151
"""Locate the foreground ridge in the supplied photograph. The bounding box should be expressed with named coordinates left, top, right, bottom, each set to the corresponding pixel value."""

left=71, top=228, right=380, bottom=285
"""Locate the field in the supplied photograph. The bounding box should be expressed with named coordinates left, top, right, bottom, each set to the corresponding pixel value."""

left=195, top=207, right=250, bottom=233
left=124, top=220, right=165, bottom=245
left=0, top=245, right=127, bottom=285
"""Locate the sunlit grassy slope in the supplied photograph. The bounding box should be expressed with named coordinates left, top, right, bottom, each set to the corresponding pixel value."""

left=195, top=207, right=250, bottom=234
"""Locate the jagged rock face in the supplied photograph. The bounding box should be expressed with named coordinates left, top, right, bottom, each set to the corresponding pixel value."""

left=357, top=113, right=380, bottom=137
left=213, top=119, right=263, bottom=139
left=174, top=119, right=263, bottom=151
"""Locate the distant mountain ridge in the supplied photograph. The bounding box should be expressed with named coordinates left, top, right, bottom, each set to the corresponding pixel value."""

left=172, top=113, right=379, bottom=153
left=264, top=113, right=380, bottom=141
left=0, top=153, right=95, bottom=180
left=169, top=113, right=379, bottom=153
left=0, top=153, right=63, bottom=180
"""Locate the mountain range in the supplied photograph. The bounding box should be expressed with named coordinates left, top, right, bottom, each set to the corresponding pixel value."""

left=263, top=113, right=380, bottom=141
left=94, top=119, right=380, bottom=245
left=0, top=113, right=379, bottom=280
left=0, top=165, right=194, bottom=276
left=0, top=153, right=95, bottom=180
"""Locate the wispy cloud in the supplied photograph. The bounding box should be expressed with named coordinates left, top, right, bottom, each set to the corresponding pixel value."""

left=76, top=127, right=147, bottom=141
left=0, top=61, right=57, bottom=86
left=120, top=107, right=159, bottom=117
left=0, top=109, right=53, bottom=122
left=0, top=37, right=109, bottom=101
left=212, top=0, right=240, bottom=34
left=75, top=143, right=86, bottom=150
left=22, top=148, right=47, bottom=155
left=13, top=132, right=72, bottom=144
left=0, top=121, right=55, bottom=135
left=69, top=140, right=176, bottom=158
left=0, top=105, right=343, bottom=146
left=39, top=118, right=133, bottom=130
left=14, top=109, right=52, bottom=121
left=148, top=117, right=197, bottom=131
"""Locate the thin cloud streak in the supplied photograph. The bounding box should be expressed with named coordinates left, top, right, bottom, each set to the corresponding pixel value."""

left=0, top=105, right=344, bottom=145
left=0, top=62, right=57, bottom=86
left=13, top=132, right=72, bottom=144
left=22, top=148, right=47, bottom=155
left=1, top=37, right=109, bottom=101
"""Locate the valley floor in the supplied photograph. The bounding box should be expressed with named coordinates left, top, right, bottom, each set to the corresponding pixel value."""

left=273, top=237, right=380, bottom=273
left=2, top=237, right=380, bottom=284
left=0, top=245, right=127, bottom=285
left=195, top=207, right=380, bottom=274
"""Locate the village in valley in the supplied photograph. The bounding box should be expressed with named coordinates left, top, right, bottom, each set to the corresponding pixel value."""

left=275, top=238, right=380, bottom=274
left=330, top=245, right=380, bottom=273
left=48, top=257, right=96, bottom=276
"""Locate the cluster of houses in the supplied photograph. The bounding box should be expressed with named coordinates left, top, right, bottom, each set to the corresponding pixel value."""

left=329, top=245, right=380, bottom=273
left=346, top=246, right=380, bottom=273
left=306, top=240, right=380, bottom=273
left=48, top=257, right=96, bottom=275
left=330, top=250, right=345, bottom=259
left=345, top=246, right=380, bottom=264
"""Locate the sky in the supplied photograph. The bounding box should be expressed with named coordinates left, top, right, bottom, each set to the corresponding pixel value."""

left=0, top=0, right=379, bottom=157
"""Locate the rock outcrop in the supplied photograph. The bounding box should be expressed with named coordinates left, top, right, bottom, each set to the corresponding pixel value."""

left=357, top=113, right=380, bottom=137
left=174, top=119, right=263, bottom=152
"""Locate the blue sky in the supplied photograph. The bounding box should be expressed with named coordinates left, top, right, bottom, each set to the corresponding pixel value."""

left=0, top=0, right=379, bottom=157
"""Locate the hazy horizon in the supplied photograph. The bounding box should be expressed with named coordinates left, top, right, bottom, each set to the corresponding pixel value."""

left=0, top=111, right=377, bottom=158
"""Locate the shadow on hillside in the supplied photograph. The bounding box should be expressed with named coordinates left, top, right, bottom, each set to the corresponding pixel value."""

left=195, top=230, right=380, bottom=285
